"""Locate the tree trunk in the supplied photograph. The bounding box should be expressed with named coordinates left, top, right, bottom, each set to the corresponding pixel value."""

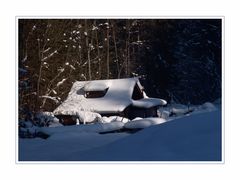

left=85, top=20, right=92, bottom=80
left=112, top=21, right=120, bottom=78
left=125, top=20, right=130, bottom=77
left=36, top=40, right=43, bottom=112
left=106, top=20, right=110, bottom=79
left=94, top=20, right=101, bottom=79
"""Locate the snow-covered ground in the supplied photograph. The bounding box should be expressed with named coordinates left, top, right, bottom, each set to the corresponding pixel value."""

left=19, top=132, right=129, bottom=161
left=18, top=102, right=222, bottom=161
left=70, top=110, right=221, bottom=161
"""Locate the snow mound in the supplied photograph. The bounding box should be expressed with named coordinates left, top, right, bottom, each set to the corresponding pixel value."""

left=158, top=101, right=220, bottom=121
left=40, top=121, right=125, bottom=135
left=77, top=111, right=102, bottom=123
left=124, top=117, right=167, bottom=129
left=100, top=116, right=130, bottom=123
left=132, top=117, right=143, bottom=121
left=171, top=107, right=190, bottom=115
left=201, top=102, right=217, bottom=111
left=170, top=104, right=194, bottom=115
left=158, top=110, right=171, bottom=119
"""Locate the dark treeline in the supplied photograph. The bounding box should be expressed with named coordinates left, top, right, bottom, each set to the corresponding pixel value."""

left=18, top=19, right=221, bottom=117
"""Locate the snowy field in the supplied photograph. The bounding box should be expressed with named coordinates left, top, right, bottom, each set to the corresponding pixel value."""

left=18, top=102, right=222, bottom=161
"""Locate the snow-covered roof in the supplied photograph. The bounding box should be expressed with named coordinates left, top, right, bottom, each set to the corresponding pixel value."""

left=54, top=77, right=166, bottom=115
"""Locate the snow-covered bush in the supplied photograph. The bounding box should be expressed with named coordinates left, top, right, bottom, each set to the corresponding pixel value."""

left=34, top=111, right=61, bottom=127
left=19, top=126, right=39, bottom=138
left=53, top=109, right=102, bottom=124
left=18, top=120, right=43, bottom=138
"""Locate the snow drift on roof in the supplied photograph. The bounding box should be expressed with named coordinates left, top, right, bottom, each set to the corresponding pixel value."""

left=84, top=81, right=110, bottom=91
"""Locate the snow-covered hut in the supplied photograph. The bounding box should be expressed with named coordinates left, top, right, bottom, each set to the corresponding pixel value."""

left=53, top=77, right=167, bottom=125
